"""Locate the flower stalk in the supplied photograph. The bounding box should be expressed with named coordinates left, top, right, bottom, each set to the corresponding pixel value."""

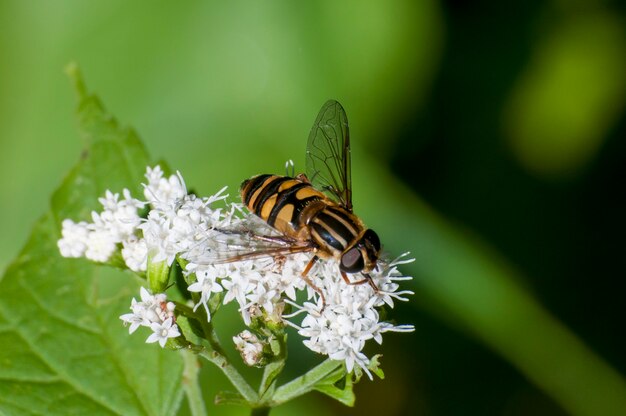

left=181, top=349, right=206, bottom=416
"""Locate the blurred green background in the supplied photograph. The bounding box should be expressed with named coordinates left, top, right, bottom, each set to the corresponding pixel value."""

left=1, top=1, right=625, bottom=415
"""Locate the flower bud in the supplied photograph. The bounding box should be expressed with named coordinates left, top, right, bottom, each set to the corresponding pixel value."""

left=233, top=330, right=270, bottom=367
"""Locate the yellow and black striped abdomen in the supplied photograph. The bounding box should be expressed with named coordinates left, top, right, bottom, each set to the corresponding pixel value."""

left=240, top=175, right=326, bottom=236
left=309, top=205, right=362, bottom=256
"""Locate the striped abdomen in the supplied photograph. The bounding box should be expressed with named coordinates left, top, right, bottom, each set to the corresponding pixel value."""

left=240, top=175, right=326, bottom=238
left=240, top=174, right=364, bottom=258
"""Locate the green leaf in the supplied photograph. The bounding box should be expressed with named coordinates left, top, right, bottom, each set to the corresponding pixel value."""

left=214, top=391, right=247, bottom=406
left=312, top=366, right=355, bottom=407
left=313, top=377, right=355, bottom=407
left=272, top=358, right=342, bottom=405
left=0, top=64, right=184, bottom=415
left=352, top=354, right=384, bottom=383
left=367, top=355, right=384, bottom=380
left=173, top=314, right=204, bottom=348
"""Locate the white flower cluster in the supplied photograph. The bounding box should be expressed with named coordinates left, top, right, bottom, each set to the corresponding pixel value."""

left=186, top=253, right=309, bottom=325
left=58, top=166, right=415, bottom=370
left=58, top=189, right=145, bottom=269
left=286, top=254, right=415, bottom=378
left=119, top=287, right=180, bottom=347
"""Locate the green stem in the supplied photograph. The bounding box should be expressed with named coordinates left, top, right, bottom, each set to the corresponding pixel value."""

left=196, top=320, right=259, bottom=404
left=273, top=359, right=342, bottom=404
left=197, top=348, right=259, bottom=403
left=181, top=349, right=206, bottom=416
left=258, top=359, right=285, bottom=400
left=258, top=334, right=287, bottom=400
left=251, top=407, right=270, bottom=416
left=176, top=301, right=259, bottom=404
left=146, top=257, right=170, bottom=292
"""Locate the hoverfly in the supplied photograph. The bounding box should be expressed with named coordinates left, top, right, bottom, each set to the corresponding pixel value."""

left=210, top=100, right=381, bottom=302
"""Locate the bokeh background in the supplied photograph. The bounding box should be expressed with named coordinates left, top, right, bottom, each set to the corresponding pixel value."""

left=1, top=1, right=625, bottom=415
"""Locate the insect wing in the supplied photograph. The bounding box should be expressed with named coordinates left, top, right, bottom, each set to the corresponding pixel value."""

left=305, top=100, right=353, bottom=211
left=183, top=216, right=312, bottom=266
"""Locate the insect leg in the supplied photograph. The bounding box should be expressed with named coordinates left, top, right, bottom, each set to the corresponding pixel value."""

left=301, top=255, right=326, bottom=312
left=341, top=272, right=379, bottom=292
left=340, top=271, right=353, bottom=284
left=302, top=255, right=318, bottom=276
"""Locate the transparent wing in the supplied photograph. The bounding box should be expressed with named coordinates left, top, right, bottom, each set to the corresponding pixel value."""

left=305, top=100, right=352, bottom=211
left=183, top=215, right=314, bottom=265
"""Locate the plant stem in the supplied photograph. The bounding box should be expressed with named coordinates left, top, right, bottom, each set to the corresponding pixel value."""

left=199, top=325, right=259, bottom=404
left=251, top=407, right=271, bottom=416
left=258, top=359, right=284, bottom=400
left=182, top=298, right=260, bottom=404
left=181, top=349, right=206, bottom=416
left=273, top=359, right=342, bottom=404
left=258, top=334, right=287, bottom=400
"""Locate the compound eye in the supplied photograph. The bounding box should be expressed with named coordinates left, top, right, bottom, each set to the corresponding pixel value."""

left=363, top=229, right=381, bottom=252
left=340, top=248, right=365, bottom=273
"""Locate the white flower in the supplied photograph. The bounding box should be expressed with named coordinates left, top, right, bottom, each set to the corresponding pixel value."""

left=137, top=166, right=230, bottom=266
left=119, top=287, right=180, bottom=347
left=121, top=237, right=148, bottom=272
left=84, top=227, right=117, bottom=262
left=97, top=189, right=144, bottom=240
left=143, top=166, right=187, bottom=208
left=58, top=219, right=89, bottom=258
left=139, top=190, right=229, bottom=266
left=119, top=298, right=145, bottom=334
left=146, top=318, right=181, bottom=347
left=282, top=253, right=415, bottom=379
left=187, top=267, right=224, bottom=319
left=58, top=184, right=144, bottom=263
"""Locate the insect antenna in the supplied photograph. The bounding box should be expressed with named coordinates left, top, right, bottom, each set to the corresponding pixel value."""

left=285, top=159, right=295, bottom=177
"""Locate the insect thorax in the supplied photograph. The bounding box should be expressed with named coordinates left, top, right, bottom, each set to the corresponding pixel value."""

left=308, top=205, right=363, bottom=258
